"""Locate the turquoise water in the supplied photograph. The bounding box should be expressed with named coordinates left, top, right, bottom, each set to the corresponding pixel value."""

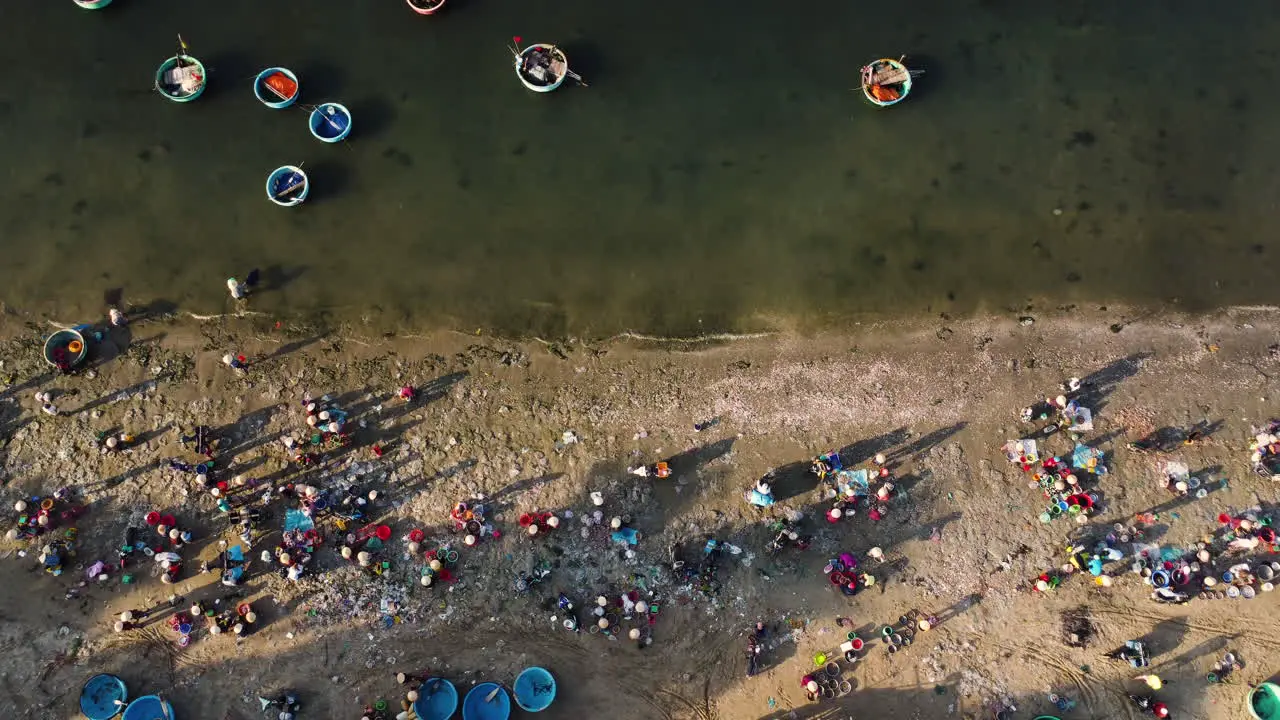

left=1, top=1, right=1279, bottom=335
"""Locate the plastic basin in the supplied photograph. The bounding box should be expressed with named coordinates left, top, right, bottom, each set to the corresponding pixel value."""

left=413, top=678, right=459, bottom=720
left=462, top=682, right=510, bottom=720
left=80, top=674, right=127, bottom=720
left=1251, top=682, right=1280, bottom=720
left=513, top=667, right=556, bottom=712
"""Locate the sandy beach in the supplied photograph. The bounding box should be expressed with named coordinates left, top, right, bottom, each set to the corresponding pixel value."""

left=2, top=304, right=1280, bottom=719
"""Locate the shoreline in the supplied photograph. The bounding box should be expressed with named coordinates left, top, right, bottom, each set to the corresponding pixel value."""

left=1, top=307, right=1278, bottom=718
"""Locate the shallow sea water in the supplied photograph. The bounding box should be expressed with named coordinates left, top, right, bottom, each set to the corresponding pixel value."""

left=1, top=0, right=1278, bottom=336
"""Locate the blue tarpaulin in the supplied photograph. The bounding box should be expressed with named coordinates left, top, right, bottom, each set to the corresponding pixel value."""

left=284, top=509, right=314, bottom=532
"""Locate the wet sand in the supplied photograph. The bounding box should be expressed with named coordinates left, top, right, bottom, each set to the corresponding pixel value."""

left=1, top=307, right=1279, bottom=718
left=2, top=1, right=1280, bottom=335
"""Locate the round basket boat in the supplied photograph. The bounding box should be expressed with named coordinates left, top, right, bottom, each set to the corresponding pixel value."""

left=155, top=55, right=207, bottom=103
left=1250, top=682, right=1280, bottom=720
left=412, top=678, right=459, bottom=720
left=463, top=682, right=511, bottom=720
left=73, top=0, right=113, bottom=9
left=860, top=57, right=913, bottom=107
left=80, top=674, right=127, bottom=720
left=309, top=102, right=352, bottom=143
left=515, top=44, right=568, bottom=93
left=253, top=67, right=299, bottom=109
left=122, top=695, right=175, bottom=720
left=44, top=328, right=88, bottom=371
left=406, top=0, right=445, bottom=14
left=266, top=165, right=309, bottom=206
left=514, top=667, right=556, bottom=712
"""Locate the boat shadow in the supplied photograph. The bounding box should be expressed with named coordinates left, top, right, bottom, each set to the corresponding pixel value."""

left=559, top=42, right=604, bottom=87
left=903, top=53, right=941, bottom=104
left=303, top=161, right=351, bottom=203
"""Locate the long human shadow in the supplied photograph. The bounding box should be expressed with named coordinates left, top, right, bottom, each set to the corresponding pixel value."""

left=1073, top=352, right=1152, bottom=415
left=68, top=375, right=171, bottom=416
left=645, top=436, right=738, bottom=517
left=257, top=332, right=329, bottom=367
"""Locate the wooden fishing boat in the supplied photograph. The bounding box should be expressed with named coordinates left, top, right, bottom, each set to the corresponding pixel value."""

left=266, top=165, right=309, bottom=207
left=155, top=39, right=206, bottom=103
left=73, top=0, right=112, bottom=9
left=406, top=0, right=445, bottom=15
left=515, top=43, right=571, bottom=93
left=859, top=57, right=919, bottom=107
left=308, top=103, right=352, bottom=143
left=253, top=67, right=299, bottom=109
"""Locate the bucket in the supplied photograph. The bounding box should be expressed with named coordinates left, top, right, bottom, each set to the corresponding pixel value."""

left=145, top=511, right=160, bottom=526
left=825, top=661, right=840, bottom=677
left=829, top=571, right=848, bottom=586
left=850, top=637, right=864, bottom=651
left=519, top=514, right=534, bottom=527
left=1150, top=570, right=1170, bottom=588
left=376, top=525, right=392, bottom=541
left=177, top=622, right=192, bottom=634
left=1261, top=565, right=1277, bottom=582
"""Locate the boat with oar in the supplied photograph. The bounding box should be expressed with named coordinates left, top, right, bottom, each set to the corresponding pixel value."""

left=406, top=0, right=445, bottom=14
left=155, top=35, right=206, bottom=103
left=266, top=165, right=309, bottom=206
left=308, top=102, right=352, bottom=143
left=73, top=0, right=112, bottom=9
left=253, top=67, right=299, bottom=109
left=512, top=37, right=586, bottom=93
left=859, top=56, right=922, bottom=107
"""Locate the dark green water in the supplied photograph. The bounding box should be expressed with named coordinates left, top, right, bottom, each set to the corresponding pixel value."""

left=2, top=0, right=1279, bottom=336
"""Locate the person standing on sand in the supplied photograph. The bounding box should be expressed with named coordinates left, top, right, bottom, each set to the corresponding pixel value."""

left=227, top=269, right=261, bottom=300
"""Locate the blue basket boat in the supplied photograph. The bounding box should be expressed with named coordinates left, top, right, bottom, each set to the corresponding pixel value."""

left=122, top=695, right=175, bottom=720
left=859, top=57, right=918, bottom=107
left=73, top=0, right=113, bottom=9
left=253, top=67, right=299, bottom=109
left=513, top=667, right=556, bottom=712
left=155, top=55, right=206, bottom=102
left=266, top=165, right=309, bottom=206
left=308, top=103, right=351, bottom=143
left=81, top=674, right=127, bottom=720
left=412, top=678, right=459, bottom=720
left=43, top=328, right=88, bottom=371
left=462, top=683, right=511, bottom=720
